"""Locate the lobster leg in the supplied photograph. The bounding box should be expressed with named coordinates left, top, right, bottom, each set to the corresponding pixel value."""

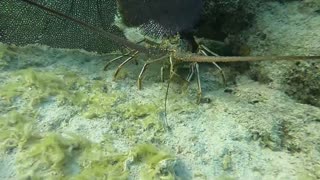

left=186, top=63, right=195, bottom=82
left=113, top=51, right=139, bottom=80
left=186, top=62, right=203, bottom=103
left=199, top=45, right=226, bottom=86
left=194, top=62, right=202, bottom=104
left=137, top=55, right=168, bottom=89
left=103, top=51, right=132, bottom=71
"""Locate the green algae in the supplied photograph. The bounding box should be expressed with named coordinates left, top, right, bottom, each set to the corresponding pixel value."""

left=109, top=102, right=166, bottom=141
left=0, top=45, right=177, bottom=179
left=120, top=102, right=158, bottom=119
left=130, top=144, right=176, bottom=180
left=0, top=111, right=38, bottom=152
left=75, top=143, right=129, bottom=179
left=118, top=102, right=163, bottom=130
left=17, top=133, right=88, bottom=179
left=18, top=133, right=121, bottom=179
left=0, top=81, right=25, bottom=103
left=82, top=87, right=121, bottom=119
left=0, top=43, right=16, bottom=69
left=16, top=132, right=176, bottom=179
left=0, top=68, right=84, bottom=106
left=0, top=66, right=161, bottom=122
left=0, top=43, right=7, bottom=68
left=0, top=68, right=123, bottom=119
left=0, top=111, right=174, bottom=179
left=0, top=67, right=126, bottom=119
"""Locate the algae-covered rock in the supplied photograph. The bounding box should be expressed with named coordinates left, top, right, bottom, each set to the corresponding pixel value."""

left=243, top=0, right=320, bottom=108
left=284, top=61, right=320, bottom=107
left=249, top=61, right=320, bottom=107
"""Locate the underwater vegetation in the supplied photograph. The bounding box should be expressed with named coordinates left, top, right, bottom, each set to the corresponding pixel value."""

left=0, top=111, right=177, bottom=179
left=0, top=43, right=177, bottom=179
left=0, top=111, right=38, bottom=152
left=0, top=67, right=166, bottom=139
left=0, top=66, right=167, bottom=142
left=0, top=66, right=118, bottom=117
left=0, top=44, right=7, bottom=67
left=0, top=45, right=167, bottom=140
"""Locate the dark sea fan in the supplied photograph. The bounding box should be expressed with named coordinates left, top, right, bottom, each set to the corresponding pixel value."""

left=117, top=0, right=203, bottom=37
left=0, top=0, right=120, bottom=53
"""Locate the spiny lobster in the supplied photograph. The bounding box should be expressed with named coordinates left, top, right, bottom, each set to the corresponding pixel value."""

left=21, top=0, right=320, bottom=123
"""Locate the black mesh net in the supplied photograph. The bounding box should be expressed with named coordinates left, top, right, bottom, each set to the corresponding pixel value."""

left=0, top=0, right=122, bottom=53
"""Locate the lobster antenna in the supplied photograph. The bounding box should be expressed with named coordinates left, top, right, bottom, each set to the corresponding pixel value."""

left=179, top=53, right=320, bottom=63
